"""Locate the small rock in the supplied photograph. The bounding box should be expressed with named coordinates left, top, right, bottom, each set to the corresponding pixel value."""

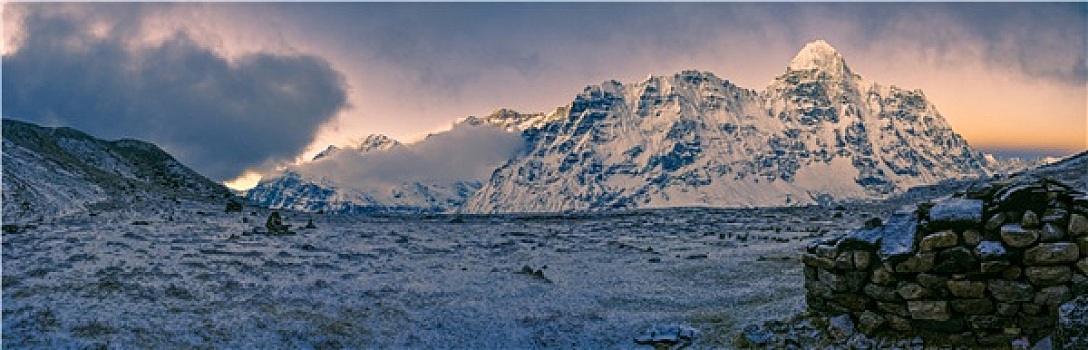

left=1024, top=243, right=1079, bottom=265
left=920, top=230, right=959, bottom=251
left=1041, top=223, right=1066, bottom=242
left=963, top=229, right=983, bottom=246
left=858, top=310, right=886, bottom=334
left=1034, top=285, right=1072, bottom=306
left=986, top=213, right=1007, bottom=231
left=1001, top=224, right=1040, bottom=248
left=908, top=300, right=950, bottom=321
left=1069, top=214, right=1088, bottom=236
left=989, top=280, right=1034, bottom=302
left=829, top=314, right=856, bottom=340
left=898, top=282, right=929, bottom=300
left=976, top=241, right=1009, bottom=260
left=1026, top=266, right=1073, bottom=286
left=948, top=280, right=987, bottom=298
left=1022, top=210, right=1041, bottom=228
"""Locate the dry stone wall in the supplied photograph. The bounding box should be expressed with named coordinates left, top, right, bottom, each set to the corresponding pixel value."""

left=804, top=176, right=1088, bottom=347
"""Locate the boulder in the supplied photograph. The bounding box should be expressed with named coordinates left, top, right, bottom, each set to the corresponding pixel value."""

left=1024, top=243, right=1080, bottom=265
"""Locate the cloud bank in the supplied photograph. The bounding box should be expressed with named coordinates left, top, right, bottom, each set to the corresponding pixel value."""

left=292, top=123, right=524, bottom=188
left=2, top=4, right=348, bottom=181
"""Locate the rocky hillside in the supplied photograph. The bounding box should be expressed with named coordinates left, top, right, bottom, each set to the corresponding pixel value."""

left=2, top=119, right=234, bottom=222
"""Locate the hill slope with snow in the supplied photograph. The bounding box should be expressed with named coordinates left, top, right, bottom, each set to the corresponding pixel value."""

left=2, top=119, right=234, bottom=222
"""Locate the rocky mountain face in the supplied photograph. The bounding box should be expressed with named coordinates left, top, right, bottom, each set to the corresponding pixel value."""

left=2, top=119, right=233, bottom=222
left=464, top=40, right=990, bottom=213
left=250, top=40, right=997, bottom=214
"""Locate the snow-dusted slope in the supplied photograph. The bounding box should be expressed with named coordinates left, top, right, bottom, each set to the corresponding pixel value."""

left=1, top=119, right=233, bottom=222
left=463, top=40, right=991, bottom=213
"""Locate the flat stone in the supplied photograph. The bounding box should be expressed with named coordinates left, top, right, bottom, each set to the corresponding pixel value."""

left=895, top=253, right=935, bottom=273
left=968, top=315, right=1006, bottom=330
left=840, top=227, right=883, bottom=250
left=871, top=266, right=897, bottom=285
left=947, top=280, right=987, bottom=298
left=1022, top=210, right=1041, bottom=228
left=879, top=212, right=920, bottom=263
left=1035, top=285, right=1072, bottom=306
left=874, top=302, right=906, bottom=318
left=962, top=229, right=982, bottom=246
left=920, top=230, right=959, bottom=252
left=1079, top=259, right=1088, bottom=275
left=819, top=269, right=849, bottom=292
left=989, top=280, right=1034, bottom=302
left=1000, top=224, right=1039, bottom=248
left=897, top=282, right=929, bottom=300
left=1041, top=223, right=1066, bottom=242
left=853, top=251, right=871, bottom=270
left=1042, top=208, right=1068, bottom=223
left=975, top=241, right=1009, bottom=260
left=1025, top=265, right=1073, bottom=286
left=858, top=310, right=886, bottom=334
left=864, top=283, right=900, bottom=302
left=908, top=300, right=950, bottom=321
left=996, top=302, right=1019, bottom=316
left=981, top=260, right=1011, bottom=274
left=928, top=197, right=984, bottom=226
left=833, top=293, right=871, bottom=311
left=805, top=278, right=834, bottom=298
left=1024, top=243, right=1080, bottom=265
left=951, top=299, right=994, bottom=315
left=887, top=314, right=912, bottom=331
left=1070, top=214, right=1088, bottom=236
left=917, top=273, right=947, bottom=290
left=803, top=253, right=835, bottom=270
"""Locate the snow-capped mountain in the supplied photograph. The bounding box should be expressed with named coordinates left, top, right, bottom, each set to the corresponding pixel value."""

left=463, top=40, right=991, bottom=213
left=2, top=119, right=234, bottom=222
left=249, top=40, right=997, bottom=214
left=312, top=134, right=401, bottom=161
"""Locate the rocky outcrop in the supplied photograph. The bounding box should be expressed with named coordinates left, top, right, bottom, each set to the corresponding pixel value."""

left=803, top=175, right=1088, bottom=346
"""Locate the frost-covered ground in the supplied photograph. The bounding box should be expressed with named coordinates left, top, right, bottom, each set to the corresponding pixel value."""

left=3, top=203, right=886, bottom=349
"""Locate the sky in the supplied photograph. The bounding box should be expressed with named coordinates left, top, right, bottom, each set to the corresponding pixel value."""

left=2, top=3, right=1085, bottom=189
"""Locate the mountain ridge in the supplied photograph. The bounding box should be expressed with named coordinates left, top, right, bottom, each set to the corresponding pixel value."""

left=250, top=41, right=999, bottom=214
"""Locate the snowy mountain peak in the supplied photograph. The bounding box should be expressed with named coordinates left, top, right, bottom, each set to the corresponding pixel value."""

left=788, top=40, right=850, bottom=75
left=357, top=134, right=401, bottom=152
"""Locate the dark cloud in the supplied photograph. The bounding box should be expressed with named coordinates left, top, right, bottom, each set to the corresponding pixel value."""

left=2, top=4, right=348, bottom=181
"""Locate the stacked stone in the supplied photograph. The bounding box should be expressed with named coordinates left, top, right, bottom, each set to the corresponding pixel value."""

left=803, top=176, right=1088, bottom=346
